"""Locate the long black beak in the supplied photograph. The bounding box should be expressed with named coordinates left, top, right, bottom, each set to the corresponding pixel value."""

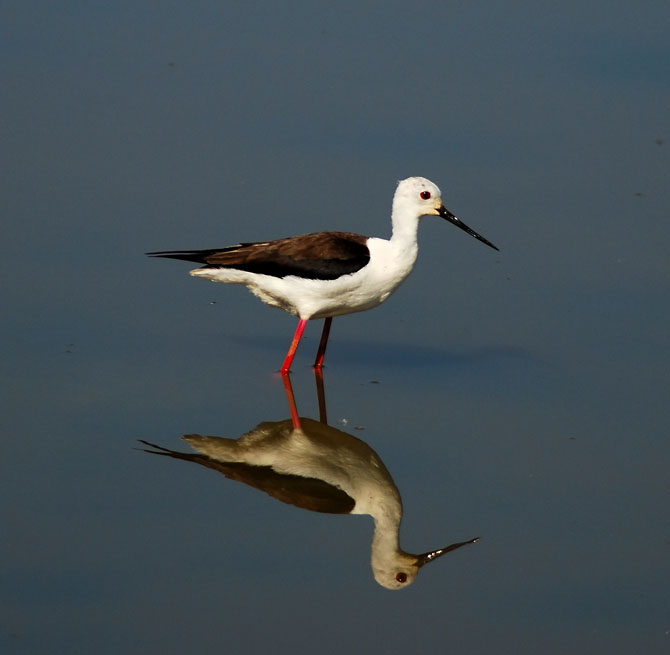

left=415, top=536, right=480, bottom=568
left=439, top=206, right=499, bottom=251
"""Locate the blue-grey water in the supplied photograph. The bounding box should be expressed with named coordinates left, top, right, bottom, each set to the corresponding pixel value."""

left=2, top=2, right=669, bottom=653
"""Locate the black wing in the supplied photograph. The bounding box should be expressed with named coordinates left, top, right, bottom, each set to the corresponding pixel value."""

left=146, top=231, right=371, bottom=281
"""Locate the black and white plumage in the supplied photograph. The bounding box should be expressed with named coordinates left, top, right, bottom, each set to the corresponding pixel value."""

left=147, top=176, right=498, bottom=372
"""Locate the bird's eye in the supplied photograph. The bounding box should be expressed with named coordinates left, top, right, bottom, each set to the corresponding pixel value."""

left=420, top=191, right=431, bottom=200
left=395, top=572, right=408, bottom=583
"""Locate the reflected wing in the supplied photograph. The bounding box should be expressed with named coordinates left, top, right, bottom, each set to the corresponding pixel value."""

left=139, top=440, right=356, bottom=514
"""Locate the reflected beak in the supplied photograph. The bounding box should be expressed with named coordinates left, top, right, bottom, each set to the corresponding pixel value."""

left=438, top=205, right=499, bottom=251
left=415, top=536, right=480, bottom=568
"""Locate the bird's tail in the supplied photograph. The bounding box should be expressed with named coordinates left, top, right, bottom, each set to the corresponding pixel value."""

left=145, top=249, right=224, bottom=264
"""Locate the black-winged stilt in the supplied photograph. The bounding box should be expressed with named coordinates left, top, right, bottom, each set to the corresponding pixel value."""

left=139, top=372, right=478, bottom=589
left=147, top=176, right=498, bottom=372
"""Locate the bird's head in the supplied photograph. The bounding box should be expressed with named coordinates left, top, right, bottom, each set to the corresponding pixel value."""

left=372, top=537, right=480, bottom=590
left=395, top=177, right=499, bottom=251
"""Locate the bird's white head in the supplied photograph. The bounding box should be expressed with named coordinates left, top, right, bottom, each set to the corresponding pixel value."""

left=393, top=176, right=445, bottom=220
left=393, top=176, right=499, bottom=251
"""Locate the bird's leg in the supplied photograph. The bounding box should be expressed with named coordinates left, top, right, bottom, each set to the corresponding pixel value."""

left=281, top=318, right=308, bottom=374
left=313, top=317, right=332, bottom=369
left=314, top=366, right=328, bottom=425
left=281, top=371, right=302, bottom=430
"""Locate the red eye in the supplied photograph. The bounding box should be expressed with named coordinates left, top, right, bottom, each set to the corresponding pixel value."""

left=396, top=572, right=408, bottom=583
left=420, top=191, right=431, bottom=200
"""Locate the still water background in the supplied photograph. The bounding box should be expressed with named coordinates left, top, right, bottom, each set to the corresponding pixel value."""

left=2, top=1, right=669, bottom=653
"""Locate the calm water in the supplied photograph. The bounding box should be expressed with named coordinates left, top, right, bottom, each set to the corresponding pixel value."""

left=2, top=2, right=669, bottom=653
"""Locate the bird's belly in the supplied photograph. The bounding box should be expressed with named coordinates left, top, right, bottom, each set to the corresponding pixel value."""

left=300, top=270, right=404, bottom=319
left=250, top=271, right=399, bottom=319
left=308, top=285, right=392, bottom=319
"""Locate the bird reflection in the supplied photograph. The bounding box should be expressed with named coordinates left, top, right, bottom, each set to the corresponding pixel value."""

left=140, top=372, right=477, bottom=589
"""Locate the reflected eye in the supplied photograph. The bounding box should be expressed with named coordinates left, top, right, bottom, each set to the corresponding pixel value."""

left=395, top=572, right=408, bottom=583
left=420, top=191, right=431, bottom=200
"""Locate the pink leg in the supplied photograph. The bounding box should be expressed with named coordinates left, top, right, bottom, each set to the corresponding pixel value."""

left=313, top=317, right=332, bottom=369
left=281, top=371, right=302, bottom=430
left=281, top=318, right=308, bottom=374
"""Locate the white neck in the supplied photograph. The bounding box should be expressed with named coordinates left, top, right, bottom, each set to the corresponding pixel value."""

left=390, top=196, right=421, bottom=245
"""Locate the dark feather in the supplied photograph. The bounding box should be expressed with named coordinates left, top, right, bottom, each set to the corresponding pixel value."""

left=146, top=231, right=371, bottom=281
left=138, top=440, right=356, bottom=514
